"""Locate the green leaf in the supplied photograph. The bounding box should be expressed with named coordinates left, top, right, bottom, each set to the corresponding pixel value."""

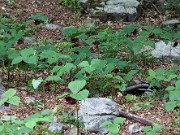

left=24, top=55, right=38, bottom=65
left=114, top=117, right=126, bottom=124
left=25, top=118, right=39, bottom=129
left=11, top=56, right=22, bottom=65
left=70, top=89, right=89, bottom=100
left=2, top=89, right=16, bottom=98
left=20, top=48, right=35, bottom=58
left=68, top=80, right=86, bottom=94
left=148, top=69, right=156, bottom=78
left=41, top=109, right=52, bottom=116
left=56, top=92, right=69, bottom=100
left=100, top=121, right=112, bottom=127
left=30, top=13, right=48, bottom=21
left=8, top=96, right=20, bottom=106
left=0, top=97, right=8, bottom=106
left=114, top=84, right=127, bottom=91
left=169, top=91, right=180, bottom=101
left=165, top=101, right=179, bottom=111
left=123, top=24, right=139, bottom=34
left=175, top=80, right=180, bottom=89
left=165, top=86, right=175, bottom=91
left=32, top=78, right=43, bottom=89
left=153, top=123, right=163, bottom=132
left=142, top=126, right=152, bottom=132
left=109, top=124, right=120, bottom=134
left=45, top=75, right=61, bottom=82
left=62, top=26, right=78, bottom=35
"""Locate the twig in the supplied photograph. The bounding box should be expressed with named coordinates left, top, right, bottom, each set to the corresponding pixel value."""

left=119, top=110, right=153, bottom=126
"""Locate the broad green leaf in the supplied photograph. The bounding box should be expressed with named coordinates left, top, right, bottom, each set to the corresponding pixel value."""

left=62, top=26, right=78, bottom=35
left=70, top=89, right=89, bottom=100
left=2, top=89, right=16, bottom=98
left=41, top=109, right=52, bottom=116
left=124, top=70, right=138, bottom=81
left=148, top=70, right=156, bottom=78
left=1, top=116, right=17, bottom=122
left=0, top=124, right=4, bottom=132
left=165, top=101, right=179, bottom=111
left=32, top=78, right=43, bottom=89
left=109, top=124, right=120, bottom=134
left=165, top=86, right=175, bottom=91
left=100, top=121, right=112, bottom=127
left=78, top=61, right=89, bottom=67
left=175, top=80, right=180, bottom=89
left=45, top=75, right=61, bottom=82
left=68, top=80, right=86, bottom=94
left=114, top=84, right=127, bottom=91
left=169, top=91, right=180, bottom=101
left=153, top=123, right=163, bottom=132
left=24, top=55, right=38, bottom=65
left=25, top=118, right=39, bottom=129
left=20, top=48, right=35, bottom=58
left=8, top=96, right=20, bottom=106
left=56, top=92, right=69, bottom=100
left=30, top=13, right=48, bottom=21
left=123, top=24, right=139, bottom=34
left=0, top=97, right=8, bottom=106
left=11, top=56, right=22, bottom=65
left=114, top=117, right=126, bottom=124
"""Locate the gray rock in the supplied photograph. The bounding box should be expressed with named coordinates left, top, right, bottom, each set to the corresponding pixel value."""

left=79, top=0, right=141, bottom=22
left=141, top=41, right=180, bottom=61
left=128, top=123, right=143, bottom=134
left=163, top=19, right=180, bottom=27
left=151, top=41, right=180, bottom=60
left=68, top=127, right=78, bottom=135
left=78, top=98, right=120, bottom=134
left=24, top=37, right=35, bottom=44
left=43, top=23, right=60, bottom=30
left=48, top=122, right=68, bottom=134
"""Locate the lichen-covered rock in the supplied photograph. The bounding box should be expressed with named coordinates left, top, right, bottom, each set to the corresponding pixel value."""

left=79, top=0, right=141, bottom=22
left=78, top=98, right=120, bottom=134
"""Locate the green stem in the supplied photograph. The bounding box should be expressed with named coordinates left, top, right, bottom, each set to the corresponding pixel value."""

left=76, top=103, right=79, bottom=135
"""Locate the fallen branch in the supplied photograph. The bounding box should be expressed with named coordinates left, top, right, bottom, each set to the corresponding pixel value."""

left=118, top=110, right=153, bottom=126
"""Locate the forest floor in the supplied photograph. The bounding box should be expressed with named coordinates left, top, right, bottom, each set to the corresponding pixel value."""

left=0, top=0, right=179, bottom=134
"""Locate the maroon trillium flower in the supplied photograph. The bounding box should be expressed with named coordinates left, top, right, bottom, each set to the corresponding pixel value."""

left=43, top=81, right=51, bottom=89
left=58, top=60, right=63, bottom=66
left=34, top=20, right=43, bottom=25
left=65, top=96, right=77, bottom=105
left=4, top=102, right=10, bottom=107
left=85, top=71, right=90, bottom=77
left=17, top=39, right=24, bottom=44
left=71, top=38, right=79, bottom=43
left=93, top=41, right=100, bottom=49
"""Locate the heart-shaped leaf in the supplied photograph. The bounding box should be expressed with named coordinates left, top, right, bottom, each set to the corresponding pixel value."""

left=68, top=80, right=86, bottom=94
left=32, top=78, right=43, bottom=89
left=70, top=89, right=89, bottom=100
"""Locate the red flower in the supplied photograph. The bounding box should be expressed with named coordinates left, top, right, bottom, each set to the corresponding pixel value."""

left=17, top=39, right=24, bottom=44
left=65, top=96, right=77, bottom=105
left=58, top=60, right=63, bottom=66
left=71, top=38, right=79, bottom=43
left=34, top=20, right=43, bottom=25
left=93, top=41, right=100, bottom=49
left=85, top=71, right=90, bottom=77
left=4, top=102, right=10, bottom=107
left=43, top=81, right=51, bottom=89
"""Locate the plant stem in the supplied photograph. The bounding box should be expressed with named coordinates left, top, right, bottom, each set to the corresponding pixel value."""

left=76, top=102, right=79, bottom=135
